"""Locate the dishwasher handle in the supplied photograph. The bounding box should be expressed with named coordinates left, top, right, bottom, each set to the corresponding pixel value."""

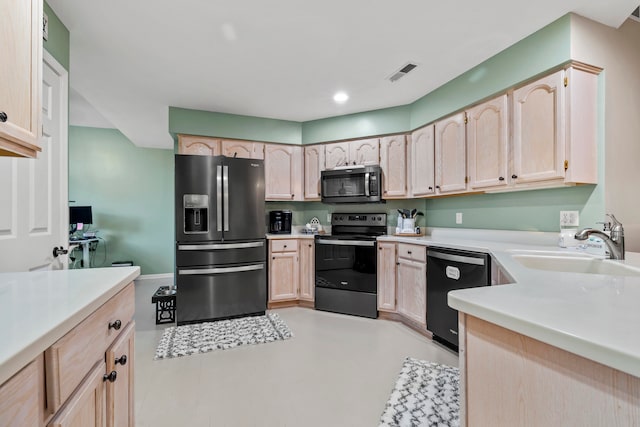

left=427, top=250, right=486, bottom=266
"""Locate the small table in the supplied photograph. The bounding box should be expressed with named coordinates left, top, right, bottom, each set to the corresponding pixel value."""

left=68, top=238, right=99, bottom=268
left=151, top=286, right=176, bottom=324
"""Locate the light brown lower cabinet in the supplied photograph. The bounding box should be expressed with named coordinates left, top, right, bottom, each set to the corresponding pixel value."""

left=268, top=238, right=315, bottom=306
left=0, top=283, right=135, bottom=427
left=377, top=242, right=427, bottom=330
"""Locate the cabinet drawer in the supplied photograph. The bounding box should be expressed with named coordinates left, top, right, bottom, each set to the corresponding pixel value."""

left=397, top=244, right=426, bottom=263
left=45, top=283, right=135, bottom=413
left=0, top=355, right=44, bottom=427
left=271, top=239, right=298, bottom=253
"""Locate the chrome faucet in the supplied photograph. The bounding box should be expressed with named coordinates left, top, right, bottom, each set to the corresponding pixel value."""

left=574, top=214, right=625, bottom=260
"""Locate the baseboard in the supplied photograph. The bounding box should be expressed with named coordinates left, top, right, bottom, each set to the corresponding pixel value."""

left=378, top=311, right=432, bottom=339
left=136, top=273, right=174, bottom=281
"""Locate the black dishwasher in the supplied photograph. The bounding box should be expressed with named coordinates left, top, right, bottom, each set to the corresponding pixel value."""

left=426, top=247, right=490, bottom=350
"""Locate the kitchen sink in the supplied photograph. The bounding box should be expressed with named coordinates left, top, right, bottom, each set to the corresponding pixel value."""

left=511, top=253, right=640, bottom=277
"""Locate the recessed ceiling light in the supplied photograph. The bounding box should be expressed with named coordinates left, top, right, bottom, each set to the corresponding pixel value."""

left=333, top=92, right=349, bottom=104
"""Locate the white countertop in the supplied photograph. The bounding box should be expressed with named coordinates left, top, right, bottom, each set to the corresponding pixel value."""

left=379, top=228, right=640, bottom=378
left=0, top=266, right=140, bottom=385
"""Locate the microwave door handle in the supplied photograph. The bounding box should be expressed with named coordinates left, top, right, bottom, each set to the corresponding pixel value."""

left=223, top=165, right=229, bottom=232
left=364, top=172, right=370, bottom=196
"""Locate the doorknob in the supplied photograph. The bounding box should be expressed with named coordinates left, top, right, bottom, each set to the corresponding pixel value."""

left=52, top=246, right=68, bottom=258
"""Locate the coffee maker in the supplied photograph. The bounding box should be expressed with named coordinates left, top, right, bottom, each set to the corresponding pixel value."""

left=269, top=210, right=292, bottom=234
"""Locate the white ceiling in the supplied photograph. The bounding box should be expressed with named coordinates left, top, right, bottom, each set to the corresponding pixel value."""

left=48, top=0, right=638, bottom=149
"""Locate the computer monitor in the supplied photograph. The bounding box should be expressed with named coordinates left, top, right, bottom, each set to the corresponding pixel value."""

left=70, top=206, right=93, bottom=226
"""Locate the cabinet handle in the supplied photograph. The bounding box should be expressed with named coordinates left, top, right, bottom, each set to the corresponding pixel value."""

left=428, top=186, right=433, bottom=190
left=272, top=256, right=275, bottom=259
left=308, top=244, right=312, bottom=247
left=291, top=194, right=294, bottom=199
left=283, top=245, right=287, bottom=248
left=436, top=185, right=440, bottom=189
left=108, top=319, right=122, bottom=330
left=511, top=174, right=518, bottom=179
left=407, top=251, right=412, bottom=254
left=0, top=112, right=7, bottom=123
left=498, top=176, right=505, bottom=181
left=396, top=262, right=400, bottom=265
left=103, top=371, right=117, bottom=382
left=115, top=355, right=128, bottom=366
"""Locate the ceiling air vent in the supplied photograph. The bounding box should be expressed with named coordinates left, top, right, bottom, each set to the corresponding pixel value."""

left=387, top=62, right=418, bottom=83
left=631, top=6, right=640, bottom=22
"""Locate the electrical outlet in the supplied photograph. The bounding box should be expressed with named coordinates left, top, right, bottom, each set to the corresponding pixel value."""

left=560, top=210, right=579, bottom=227
left=326, top=213, right=332, bottom=223
left=456, top=212, right=463, bottom=224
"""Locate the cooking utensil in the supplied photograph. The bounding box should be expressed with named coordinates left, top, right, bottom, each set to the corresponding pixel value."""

left=397, top=209, right=405, bottom=218
left=410, top=208, right=417, bottom=218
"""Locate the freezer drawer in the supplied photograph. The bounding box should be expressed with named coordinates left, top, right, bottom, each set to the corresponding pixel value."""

left=176, top=262, right=267, bottom=325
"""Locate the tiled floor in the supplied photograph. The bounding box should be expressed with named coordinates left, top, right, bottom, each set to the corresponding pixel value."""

left=134, top=281, right=458, bottom=427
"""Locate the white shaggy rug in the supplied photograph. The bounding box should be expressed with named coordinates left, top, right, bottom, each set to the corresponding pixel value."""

left=154, top=313, right=293, bottom=360
left=379, top=357, right=460, bottom=427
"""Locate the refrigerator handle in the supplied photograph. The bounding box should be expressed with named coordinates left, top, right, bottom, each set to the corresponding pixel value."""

left=216, top=165, right=223, bottom=232
left=223, top=165, right=230, bottom=232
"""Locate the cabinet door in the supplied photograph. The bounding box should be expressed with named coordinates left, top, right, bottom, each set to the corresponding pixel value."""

left=299, top=241, right=315, bottom=301
left=377, top=242, right=397, bottom=311
left=435, top=113, right=467, bottom=194
left=349, top=138, right=379, bottom=166
left=47, top=362, right=105, bottom=427
left=264, top=144, right=303, bottom=200
left=105, top=322, right=135, bottom=427
left=269, top=252, right=299, bottom=301
left=0, top=0, right=42, bottom=157
left=324, top=142, right=350, bottom=169
left=0, top=356, right=43, bottom=427
left=467, top=95, right=509, bottom=189
left=177, top=135, right=221, bottom=156
left=512, top=70, right=565, bottom=184
left=410, top=125, right=436, bottom=197
left=380, top=135, right=407, bottom=198
left=304, top=145, right=325, bottom=200
left=221, top=140, right=264, bottom=159
left=397, top=257, right=427, bottom=326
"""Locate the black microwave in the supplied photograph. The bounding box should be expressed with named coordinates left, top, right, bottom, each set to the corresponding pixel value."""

left=320, top=165, right=383, bottom=203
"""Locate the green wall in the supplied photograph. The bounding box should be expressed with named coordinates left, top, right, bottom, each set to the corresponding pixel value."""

left=301, top=105, right=411, bottom=144
left=169, top=107, right=302, bottom=145
left=43, top=2, right=70, bottom=70
left=68, top=127, right=174, bottom=274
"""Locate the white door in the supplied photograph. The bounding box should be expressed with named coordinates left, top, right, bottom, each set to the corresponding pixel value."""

left=0, top=51, right=69, bottom=272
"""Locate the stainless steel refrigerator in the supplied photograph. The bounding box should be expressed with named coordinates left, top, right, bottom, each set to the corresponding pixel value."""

left=175, top=154, right=266, bottom=325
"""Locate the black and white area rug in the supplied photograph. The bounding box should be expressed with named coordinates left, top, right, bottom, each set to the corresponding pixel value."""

left=379, top=357, right=460, bottom=427
left=154, top=313, right=293, bottom=360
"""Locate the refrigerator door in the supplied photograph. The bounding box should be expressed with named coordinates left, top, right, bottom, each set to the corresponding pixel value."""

left=175, top=155, right=223, bottom=242
left=222, top=157, right=265, bottom=241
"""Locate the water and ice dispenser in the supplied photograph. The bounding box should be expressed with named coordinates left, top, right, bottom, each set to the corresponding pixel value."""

left=183, top=194, right=209, bottom=233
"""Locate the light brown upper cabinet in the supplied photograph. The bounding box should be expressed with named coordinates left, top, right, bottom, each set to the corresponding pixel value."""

left=467, top=95, right=509, bottom=190
left=380, top=135, right=407, bottom=198
left=349, top=138, right=380, bottom=166
left=512, top=67, right=598, bottom=187
left=324, top=142, right=350, bottom=169
left=0, top=0, right=43, bottom=158
left=435, top=112, right=467, bottom=194
left=409, top=125, right=436, bottom=197
left=177, top=134, right=221, bottom=156
left=304, top=144, right=325, bottom=200
left=264, top=144, right=303, bottom=200
left=221, top=139, right=264, bottom=159
left=324, top=138, right=380, bottom=169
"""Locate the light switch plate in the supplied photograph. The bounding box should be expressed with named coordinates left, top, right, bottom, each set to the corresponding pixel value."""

left=456, top=212, right=463, bottom=224
left=560, top=211, right=579, bottom=227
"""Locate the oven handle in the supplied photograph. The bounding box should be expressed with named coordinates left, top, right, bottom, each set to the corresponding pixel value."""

left=178, top=263, right=264, bottom=276
left=427, top=250, right=486, bottom=266
left=364, top=172, right=370, bottom=196
left=316, top=239, right=375, bottom=247
left=178, top=241, right=264, bottom=251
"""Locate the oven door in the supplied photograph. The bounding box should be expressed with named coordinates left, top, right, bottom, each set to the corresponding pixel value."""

left=314, top=237, right=377, bottom=293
